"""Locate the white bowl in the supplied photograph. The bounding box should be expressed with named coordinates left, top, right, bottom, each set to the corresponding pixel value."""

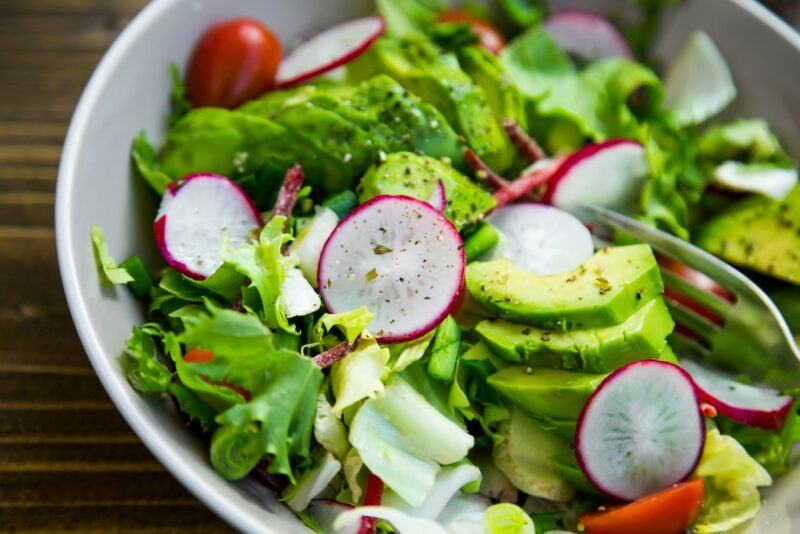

left=56, top=0, right=800, bottom=532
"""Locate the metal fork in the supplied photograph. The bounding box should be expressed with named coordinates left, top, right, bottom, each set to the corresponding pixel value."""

left=576, top=204, right=800, bottom=390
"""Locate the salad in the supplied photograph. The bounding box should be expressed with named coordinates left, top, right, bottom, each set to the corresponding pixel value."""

left=91, top=1, right=800, bottom=533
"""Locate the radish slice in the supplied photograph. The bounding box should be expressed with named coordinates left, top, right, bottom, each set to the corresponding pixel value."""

left=664, top=31, right=736, bottom=126
left=543, top=139, right=648, bottom=210
left=307, top=500, right=358, bottom=534
left=317, top=195, right=465, bottom=343
left=426, top=180, right=447, bottom=213
left=154, top=174, right=262, bottom=280
left=711, top=161, right=798, bottom=201
left=290, top=206, right=339, bottom=287
left=543, top=11, right=632, bottom=61
left=575, top=360, right=705, bottom=501
left=483, top=204, right=594, bottom=275
left=277, top=17, right=386, bottom=88
left=681, top=359, right=794, bottom=430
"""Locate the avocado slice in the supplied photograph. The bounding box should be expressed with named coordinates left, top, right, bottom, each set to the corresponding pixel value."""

left=475, top=298, right=674, bottom=372
left=348, top=37, right=514, bottom=172
left=357, top=152, right=496, bottom=229
left=492, top=408, right=576, bottom=502
left=314, top=75, right=466, bottom=168
left=458, top=46, right=528, bottom=171
left=159, top=108, right=303, bottom=180
left=488, top=366, right=606, bottom=423
left=696, top=185, right=800, bottom=284
left=466, top=245, right=664, bottom=329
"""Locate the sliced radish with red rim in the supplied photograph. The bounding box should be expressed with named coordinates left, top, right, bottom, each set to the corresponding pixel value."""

left=543, top=139, right=648, bottom=210
left=483, top=203, right=594, bottom=275
left=682, top=359, right=794, bottom=430
left=317, top=195, right=465, bottom=343
left=575, top=360, right=705, bottom=501
left=277, top=17, right=385, bottom=88
left=154, top=174, right=262, bottom=280
left=544, top=11, right=632, bottom=62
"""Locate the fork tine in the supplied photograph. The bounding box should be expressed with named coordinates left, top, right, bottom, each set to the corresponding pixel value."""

left=664, top=298, right=720, bottom=341
left=576, top=205, right=745, bottom=293
left=668, top=330, right=712, bottom=361
left=659, top=268, right=731, bottom=317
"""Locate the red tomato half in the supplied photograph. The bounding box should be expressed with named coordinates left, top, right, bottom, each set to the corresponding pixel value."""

left=187, top=18, right=282, bottom=109
left=437, top=9, right=506, bottom=55
left=580, top=478, right=705, bottom=534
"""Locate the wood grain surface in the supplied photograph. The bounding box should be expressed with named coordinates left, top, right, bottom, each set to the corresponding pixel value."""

left=0, top=0, right=229, bottom=531
left=0, top=0, right=797, bottom=532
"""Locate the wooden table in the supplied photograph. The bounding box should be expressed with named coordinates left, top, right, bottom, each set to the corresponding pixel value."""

left=0, top=0, right=796, bottom=532
left=0, top=0, right=229, bottom=531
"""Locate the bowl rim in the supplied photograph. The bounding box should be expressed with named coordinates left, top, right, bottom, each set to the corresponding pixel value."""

left=55, top=0, right=800, bottom=531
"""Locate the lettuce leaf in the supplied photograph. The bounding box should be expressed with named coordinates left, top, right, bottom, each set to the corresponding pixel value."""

left=698, top=118, right=791, bottom=165
left=349, top=376, right=474, bottom=506
left=124, top=325, right=171, bottom=393
left=177, top=300, right=275, bottom=360
left=664, top=31, right=736, bottom=126
left=131, top=132, right=173, bottom=195
left=168, top=63, right=192, bottom=127
left=282, top=452, right=342, bottom=511
left=331, top=335, right=391, bottom=416
left=382, top=464, right=482, bottom=519
left=717, top=406, right=800, bottom=476
left=501, top=27, right=606, bottom=145
left=211, top=352, right=323, bottom=481
left=221, top=216, right=298, bottom=332
left=90, top=226, right=134, bottom=285
left=314, top=306, right=375, bottom=344
left=692, top=428, right=772, bottom=533
left=314, top=389, right=349, bottom=460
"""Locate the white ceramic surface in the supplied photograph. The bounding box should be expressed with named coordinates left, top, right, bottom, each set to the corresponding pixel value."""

left=56, top=1, right=800, bottom=532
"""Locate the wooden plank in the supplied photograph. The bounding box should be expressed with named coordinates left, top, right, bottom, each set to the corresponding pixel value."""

left=0, top=0, right=147, bottom=15
left=0, top=442, right=159, bottom=467
left=0, top=505, right=229, bottom=533
left=0, top=371, right=113, bottom=404
left=0, top=472, right=203, bottom=505
left=0, top=192, right=55, bottom=227
left=0, top=408, right=134, bottom=441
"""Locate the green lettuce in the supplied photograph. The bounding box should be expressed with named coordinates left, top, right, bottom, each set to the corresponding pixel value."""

left=314, top=305, right=375, bottom=344
left=692, top=428, right=772, bottom=533
left=131, top=132, right=172, bottom=195
left=331, top=335, right=391, bottom=416
left=124, top=325, right=171, bottom=394
left=314, top=389, right=349, bottom=460
left=282, top=452, right=342, bottom=511
left=349, top=376, right=474, bottom=506
left=168, top=63, right=192, bottom=126
left=210, top=352, right=323, bottom=481
left=221, top=216, right=297, bottom=332
left=90, top=226, right=134, bottom=285
left=717, top=406, right=800, bottom=476
left=698, top=118, right=791, bottom=165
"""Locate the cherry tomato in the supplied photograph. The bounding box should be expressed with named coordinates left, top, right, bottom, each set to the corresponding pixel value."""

left=579, top=478, right=704, bottom=534
left=187, top=18, right=282, bottom=109
left=437, top=10, right=506, bottom=55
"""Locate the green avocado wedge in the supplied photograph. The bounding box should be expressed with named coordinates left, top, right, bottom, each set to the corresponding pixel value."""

left=488, top=367, right=606, bottom=424
left=696, top=185, right=800, bottom=285
left=466, top=245, right=664, bottom=329
left=348, top=37, right=514, bottom=172
left=357, top=152, right=496, bottom=229
left=475, top=297, right=674, bottom=372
